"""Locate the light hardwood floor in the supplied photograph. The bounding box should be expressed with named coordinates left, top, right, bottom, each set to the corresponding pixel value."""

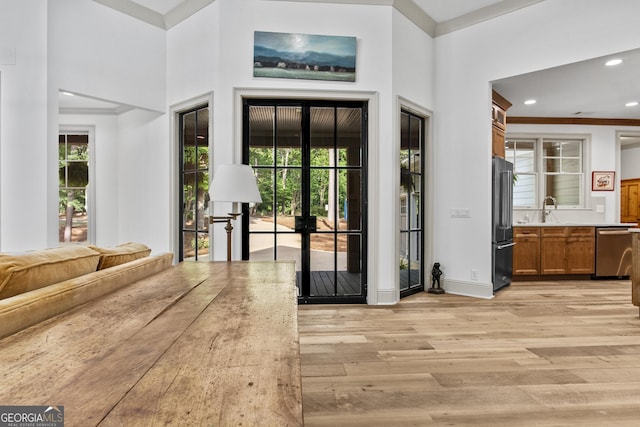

left=298, top=280, right=640, bottom=426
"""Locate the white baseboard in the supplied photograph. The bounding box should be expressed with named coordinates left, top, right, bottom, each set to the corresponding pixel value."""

left=371, top=289, right=399, bottom=305
left=443, top=279, right=494, bottom=299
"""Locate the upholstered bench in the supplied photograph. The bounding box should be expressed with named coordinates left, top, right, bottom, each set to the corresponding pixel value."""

left=0, top=243, right=173, bottom=338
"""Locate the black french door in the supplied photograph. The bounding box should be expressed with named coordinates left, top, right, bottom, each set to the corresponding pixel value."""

left=243, top=99, right=367, bottom=304
left=178, top=105, right=210, bottom=262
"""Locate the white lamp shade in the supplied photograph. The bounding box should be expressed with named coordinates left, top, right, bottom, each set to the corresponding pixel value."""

left=210, top=164, right=262, bottom=203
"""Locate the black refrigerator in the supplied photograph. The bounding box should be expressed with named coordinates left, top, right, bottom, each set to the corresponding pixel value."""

left=492, top=157, right=514, bottom=292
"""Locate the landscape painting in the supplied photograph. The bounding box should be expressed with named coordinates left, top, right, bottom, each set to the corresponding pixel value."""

left=253, top=31, right=356, bottom=82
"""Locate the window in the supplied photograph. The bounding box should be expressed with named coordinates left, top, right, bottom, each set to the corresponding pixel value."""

left=59, top=132, right=90, bottom=243
left=506, top=136, right=585, bottom=208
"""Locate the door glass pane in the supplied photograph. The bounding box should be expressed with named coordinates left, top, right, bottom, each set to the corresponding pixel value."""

left=250, top=168, right=274, bottom=231
left=400, top=231, right=409, bottom=290
left=311, top=107, right=335, bottom=164
left=310, top=233, right=335, bottom=297
left=338, top=233, right=361, bottom=296
left=337, top=108, right=361, bottom=167
left=249, top=106, right=275, bottom=166
left=196, top=231, right=209, bottom=257
left=277, top=106, right=301, bottom=166
left=399, top=110, right=424, bottom=295
left=341, top=170, right=361, bottom=231
left=183, top=231, right=196, bottom=258
left=408, top=231, right=421, bottom=287
left=183, top=173, right=196, bottom=229
left=180, top=106, right=209, bottom=261
left=276, top=167, right=301, bottom=226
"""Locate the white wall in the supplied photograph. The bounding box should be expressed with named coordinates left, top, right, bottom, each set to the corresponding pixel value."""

left=167, top=0, right=432, bottom=304
left=434, top=0, right=640, bottom=298
left=0, top=0, right=48, bottom=251
left=48, top=0, right=168, bottom=250
left=621, top=146, right=640, bottom=180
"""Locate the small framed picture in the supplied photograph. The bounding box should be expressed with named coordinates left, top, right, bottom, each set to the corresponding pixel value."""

left=592, top=171, right=615, bottom=191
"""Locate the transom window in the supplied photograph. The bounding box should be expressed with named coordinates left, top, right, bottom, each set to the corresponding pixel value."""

left=506, top=136, right=585, bottom=208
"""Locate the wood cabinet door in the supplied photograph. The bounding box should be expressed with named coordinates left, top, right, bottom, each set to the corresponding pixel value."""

left=565, top=237, right=595, bottom=274
left=541, top=237, right=566, bottom=274
left=621, top=179, right=640, bottom=224
left=513, top=236, right=540, bottom=275
left=492, top=126, right=505, bottom=158
left=513, top=228, right=540, bottom=275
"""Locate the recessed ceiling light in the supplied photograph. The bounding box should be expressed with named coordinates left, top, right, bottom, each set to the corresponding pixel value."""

left=605, top=58, right=623, bottom=66
left=626, top=101, right=639, bottom=107
left=524, top=99, right=536, bottom=105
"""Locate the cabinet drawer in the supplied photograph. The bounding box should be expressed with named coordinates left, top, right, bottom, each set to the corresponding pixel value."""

left=514, top=227, right=540, bottom=238
left=541, top=227, right=566, bottom=237
left=567, top=226, right=595, bottom=237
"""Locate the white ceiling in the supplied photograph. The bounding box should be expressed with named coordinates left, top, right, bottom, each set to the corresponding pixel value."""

left=64, top=0, right=639, bottom=133
left=493, top=48, right=640, bottom=120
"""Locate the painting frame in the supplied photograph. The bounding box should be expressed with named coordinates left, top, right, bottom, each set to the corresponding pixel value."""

left=253, top=31, right=357, bottom=82
left=592, top=171, right=615, bottom=191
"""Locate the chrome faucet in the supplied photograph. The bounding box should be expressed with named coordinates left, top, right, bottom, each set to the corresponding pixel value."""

left=542, top=196, right=557, bottom=223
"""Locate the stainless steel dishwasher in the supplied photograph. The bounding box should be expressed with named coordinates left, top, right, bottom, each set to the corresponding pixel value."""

left=594, top=227, right=633, bottom=278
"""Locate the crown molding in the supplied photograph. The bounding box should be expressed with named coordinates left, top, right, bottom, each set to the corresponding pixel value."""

left=93, top=0, right=166, bottom=29
left=164, top=0, right=216, bottom=29
left=508, top=117, right=640, bottom=127
left=434, top=0, right=545, bottom=37
left=93, top=0, right=543, bottom=37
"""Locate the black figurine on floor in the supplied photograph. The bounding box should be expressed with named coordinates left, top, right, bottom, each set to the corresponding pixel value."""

left=428, top=262, right=445, bottom=294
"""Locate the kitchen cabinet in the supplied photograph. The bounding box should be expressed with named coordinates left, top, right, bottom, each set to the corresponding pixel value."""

left=513, top=227, right=540, bottom=275
left=492, top=90, right=511, bottom=158
left=541, top=227, right=566, bottom=274
left=515, top=226, right=595, bottom=276
left=621, top=179, right=640, bottom=224
left=565, top=227, right=595, bottom=274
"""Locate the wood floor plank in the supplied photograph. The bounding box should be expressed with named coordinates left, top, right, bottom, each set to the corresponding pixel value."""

left=299, top=280, right=640, bottom=426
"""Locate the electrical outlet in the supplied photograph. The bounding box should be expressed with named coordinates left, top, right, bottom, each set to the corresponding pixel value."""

left=471, top=269, right=478, bottom=281
left=451, top=208, right=471, bottom=218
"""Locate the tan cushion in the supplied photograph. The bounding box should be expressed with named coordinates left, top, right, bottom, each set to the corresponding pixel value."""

left=89, top=242, right=152, bottom=270
left=0, top=253, right=173, bottom=339
left=0, top=246, right=100, bottom=299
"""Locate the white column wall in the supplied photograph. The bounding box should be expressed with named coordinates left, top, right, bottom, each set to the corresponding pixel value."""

left=391, top=9, right=435, bottom=301
left=434, top=0, right=640, bottom=298
left=0, top=1, right=48, bottom=251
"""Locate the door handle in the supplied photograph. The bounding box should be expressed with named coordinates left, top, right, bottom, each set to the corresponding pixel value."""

left=294, top=216, right=317, bottom=232
left=497, top=242, right=516, bottom=249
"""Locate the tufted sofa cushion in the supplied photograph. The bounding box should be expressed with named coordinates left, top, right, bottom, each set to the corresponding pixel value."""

left=0, top=246, right=100, bottom=300
left=89, top=242, right=152, bottom=270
